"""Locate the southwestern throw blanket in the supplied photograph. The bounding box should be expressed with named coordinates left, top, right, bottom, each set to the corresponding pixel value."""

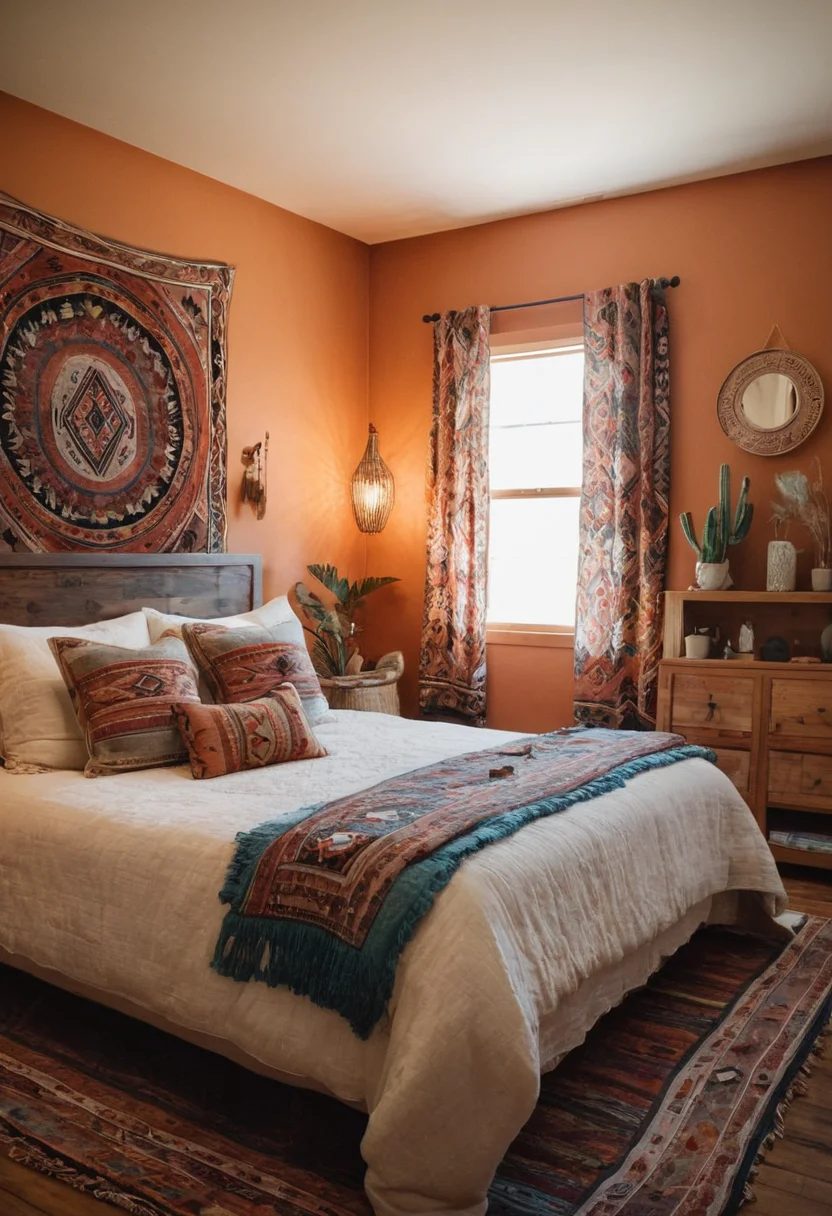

left=215, top=727, right=713, bottom=1037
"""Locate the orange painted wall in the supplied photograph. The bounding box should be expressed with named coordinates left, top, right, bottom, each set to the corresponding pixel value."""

left=367, top=158, right=832, bottom=729
left=6, top=92, right=832, bottom=733
left=0, top=92, right=370, bottom=601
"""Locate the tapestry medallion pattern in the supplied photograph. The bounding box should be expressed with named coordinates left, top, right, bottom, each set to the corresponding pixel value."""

left=573, top=279, right=671, bottom=729
left=0, top=193, right=233, bottom=552
left=419, top=306, right=490, bottom=724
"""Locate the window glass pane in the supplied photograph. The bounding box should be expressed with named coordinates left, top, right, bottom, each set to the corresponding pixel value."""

left=490, top=420, right=582, bottom=491
left=490, top=348, right=584, bottom=428
left=487, top=497, right=579, bottom=626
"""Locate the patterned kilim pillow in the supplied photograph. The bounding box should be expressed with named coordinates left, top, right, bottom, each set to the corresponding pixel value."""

left=173, top=686, right=327, bottom=780
left=48, top=635, right=201, bottom=777
left=181, top=621, right=330, bottom=724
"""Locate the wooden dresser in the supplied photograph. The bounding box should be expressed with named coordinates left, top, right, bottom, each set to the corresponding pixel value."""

left=656, top=591, right=832, bottom=872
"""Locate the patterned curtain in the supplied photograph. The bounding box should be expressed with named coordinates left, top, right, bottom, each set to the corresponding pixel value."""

left=419, top=306, right=491, bottom=724
left=573, top=280, right=670, bottom=730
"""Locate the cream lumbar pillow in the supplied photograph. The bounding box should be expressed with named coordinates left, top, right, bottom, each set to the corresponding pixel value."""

left=142, top=595, right=299, bottom=643
left=0, top=612, right=151, bottom=773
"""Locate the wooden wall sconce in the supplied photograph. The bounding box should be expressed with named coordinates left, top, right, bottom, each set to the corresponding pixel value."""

left=241, top=432, right=268, bottom=520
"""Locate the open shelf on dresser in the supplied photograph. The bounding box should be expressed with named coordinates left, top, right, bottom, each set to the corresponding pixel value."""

left=657, top=591, right=832, bottom=873
left=769, top=843, right=832, bottom=870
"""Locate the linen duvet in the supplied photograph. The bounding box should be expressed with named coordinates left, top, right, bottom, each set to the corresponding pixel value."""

left=0, top=710, right=787, bottom=1216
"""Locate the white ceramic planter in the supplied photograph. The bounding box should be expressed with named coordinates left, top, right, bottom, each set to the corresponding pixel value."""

left=767, top=540, right=797, bottom=592
left=696, top=560, right=732, bottom=590
left=811, top=567, right=832, bottom=592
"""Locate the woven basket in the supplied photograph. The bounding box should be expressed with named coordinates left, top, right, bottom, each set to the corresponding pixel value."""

left=319, top=651, right=404, bottom=715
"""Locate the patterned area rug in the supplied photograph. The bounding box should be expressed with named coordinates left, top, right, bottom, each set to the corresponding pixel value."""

left=1, top=919, right=830, bottom=1216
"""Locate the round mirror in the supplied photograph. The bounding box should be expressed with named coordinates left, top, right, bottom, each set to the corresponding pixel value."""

left=717, top=349, right=824, bottom=456
left=740, top=372, right=798, bottom=430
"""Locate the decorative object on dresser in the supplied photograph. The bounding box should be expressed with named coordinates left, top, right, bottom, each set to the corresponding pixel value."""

left=822, top=623, right=832, bottom=661
left=761, top=635, right=790, bottom=663
left=684, top=627, right=715, bottom=659
left=679, top=463, right=753, bottom=590
left=241, top=434, right=269, bottom=520
left=350, top=423, right=395, bottom=533
left=766, top=538, right=798, bottom=591
left=0, top=193, right=233, bottom=554
left=658, top=589, right=832, bottom=872
left=293, top=563, right=399, bottom=677
left=717, top=342, right=824, bottom=456
left=771, top=460, right=831, bottom=591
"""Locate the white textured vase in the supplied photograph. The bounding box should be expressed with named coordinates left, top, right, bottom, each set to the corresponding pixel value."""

left=811, top=567, right=832, bottom=592
left=766, top=540, right=797, bottom=592
left=696, top=560, right=732, bottom=591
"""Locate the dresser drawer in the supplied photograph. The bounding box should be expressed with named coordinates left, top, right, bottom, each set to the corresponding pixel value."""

left=769, top=750, right=832, bottom=806
left=669, top=674, right=754, bottom=734
left=770, top=680, right=832, bottom=741
left=712, top=748, right=751, bottom=795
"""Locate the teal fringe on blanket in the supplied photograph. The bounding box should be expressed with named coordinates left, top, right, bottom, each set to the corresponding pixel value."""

left=213, top=744, right=715, bottom=1039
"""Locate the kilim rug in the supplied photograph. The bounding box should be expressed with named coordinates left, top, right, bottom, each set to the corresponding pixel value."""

left=1, top=919, right=830, bottom=1216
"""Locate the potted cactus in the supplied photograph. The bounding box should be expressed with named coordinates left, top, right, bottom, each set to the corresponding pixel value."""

left=680, top=464, right=753, bottom=590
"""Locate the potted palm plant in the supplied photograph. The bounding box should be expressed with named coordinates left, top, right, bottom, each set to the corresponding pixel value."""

left=294, top=564, right=404, bottom=713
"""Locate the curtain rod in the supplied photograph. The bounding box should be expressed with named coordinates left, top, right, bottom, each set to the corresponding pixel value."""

left=421, top=276, right=681, bottom=323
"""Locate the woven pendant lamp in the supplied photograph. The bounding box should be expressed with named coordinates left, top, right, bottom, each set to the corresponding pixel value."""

left=351, top=424, right=395, bottom=533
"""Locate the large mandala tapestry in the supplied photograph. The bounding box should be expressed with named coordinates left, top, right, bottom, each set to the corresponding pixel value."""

left=0, top=193, right=233, bottom=552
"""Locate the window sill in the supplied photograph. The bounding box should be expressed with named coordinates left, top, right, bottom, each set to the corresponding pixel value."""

left=486, top=627, right=575, bottom=649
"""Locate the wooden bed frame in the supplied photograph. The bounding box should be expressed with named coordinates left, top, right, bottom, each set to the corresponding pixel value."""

left=0, top=553, right=262, bottom=628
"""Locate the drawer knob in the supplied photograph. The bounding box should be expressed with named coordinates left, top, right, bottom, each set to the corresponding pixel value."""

left=706, top=698, right=718, bottom=722
left=813, top=777, right=822, bottom=787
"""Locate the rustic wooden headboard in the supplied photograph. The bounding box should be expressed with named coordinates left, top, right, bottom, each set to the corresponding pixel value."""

left=0, top=553, right=263, bottom=628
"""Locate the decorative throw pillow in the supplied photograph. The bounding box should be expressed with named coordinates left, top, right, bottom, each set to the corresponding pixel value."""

left=0, top=612, right=152, bottom=773
left=48, top=635, right=201, bottom=777
left=181, top=620, right=330, bottom=724
left=142, top=594, right=299, bottom=643
left=173, top=686, right=327, bottom=780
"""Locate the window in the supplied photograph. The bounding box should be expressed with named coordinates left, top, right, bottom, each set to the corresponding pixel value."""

left=487, top=340, right=584, bottom=632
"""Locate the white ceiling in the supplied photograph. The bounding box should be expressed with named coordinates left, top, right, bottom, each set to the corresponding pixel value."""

left=2, top=0, right=831, bottom=244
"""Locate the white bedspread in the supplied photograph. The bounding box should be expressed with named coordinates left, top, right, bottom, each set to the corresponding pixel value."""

left=0, top=712, right=786, bottom=1215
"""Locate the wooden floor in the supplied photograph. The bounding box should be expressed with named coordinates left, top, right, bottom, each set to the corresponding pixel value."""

left=2, top=867, right=831, bottom=1216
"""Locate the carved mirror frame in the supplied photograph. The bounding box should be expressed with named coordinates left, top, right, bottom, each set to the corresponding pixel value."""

left=717, top=348, right=824, bottom=456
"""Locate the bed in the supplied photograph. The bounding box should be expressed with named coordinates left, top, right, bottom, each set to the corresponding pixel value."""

left=0, top=554, right=788, bottom=1216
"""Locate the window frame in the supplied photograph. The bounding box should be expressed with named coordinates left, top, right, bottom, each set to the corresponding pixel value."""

left=486, top=336, right=584, bottom=645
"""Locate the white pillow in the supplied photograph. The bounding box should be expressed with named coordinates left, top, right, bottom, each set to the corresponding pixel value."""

left=143, top=595, right=298, bottom=642
left=0, top=612, right=152, bottom=774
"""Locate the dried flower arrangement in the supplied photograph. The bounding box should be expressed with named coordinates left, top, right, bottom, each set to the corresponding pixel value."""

left=771, top=458, right=831, bottom=570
